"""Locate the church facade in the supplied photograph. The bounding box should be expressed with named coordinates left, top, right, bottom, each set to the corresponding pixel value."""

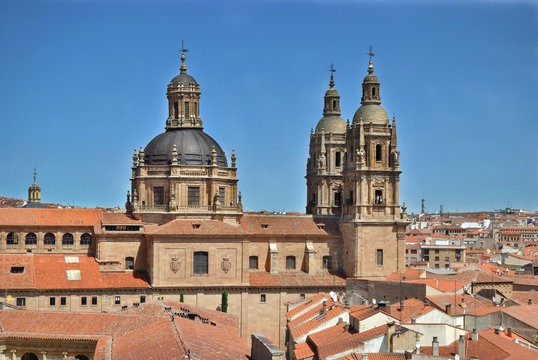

left=0, top=49, right=407, bottom=350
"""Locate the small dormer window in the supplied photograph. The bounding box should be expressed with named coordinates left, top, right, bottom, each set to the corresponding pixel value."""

left=192, top=224, right=201, bottom=229
left=317, top=224, right=326, bottom=230
left=10, top=266, right=24, bottom=274
left=261, top=224, right=268, bottom=229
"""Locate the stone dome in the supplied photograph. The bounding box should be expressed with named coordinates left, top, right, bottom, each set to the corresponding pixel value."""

left=170, top=73, right=198, bottom=88
left=144, top=128, right=227, bottom=166
left=352, top=104, right=389, bottom=125
left=316, top=115, right=347, bottom=133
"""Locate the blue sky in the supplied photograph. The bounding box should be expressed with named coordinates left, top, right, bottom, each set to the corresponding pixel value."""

left=0, top=0, right=536, bottom=213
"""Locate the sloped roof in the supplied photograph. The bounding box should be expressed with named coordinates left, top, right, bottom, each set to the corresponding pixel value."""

left=239, top=214, right=340, bottom=236
left=0, top=208, right=102, bottom=227
left=101, top=213, right=142, bottom=225
left=501, top=304, right=538, bottom=329
left=290, top=305, right=346, bottom=340
left=250, top=271, right=345, bottom=288
left=147, top=219, right=247, bottom=235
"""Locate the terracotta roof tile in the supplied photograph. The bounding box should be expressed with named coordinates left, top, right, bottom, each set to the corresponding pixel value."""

left=501, top=304, right=538, bottom=329
left=291, top=305, right=346, bottom=339
left=288, top=299, right=337, bottom=329
left=0, top=208, right=102, bottom=227
left=147, top=219, right=247, bottom=235
left=239, top=214, right=340, bottom=236
left=294, top=341, right=316, bottom=360
left=101, top=213, right=142, bottom=225
left=287, top=294, right=328, bottom=318
left=338, top=354, right=406, bottom=360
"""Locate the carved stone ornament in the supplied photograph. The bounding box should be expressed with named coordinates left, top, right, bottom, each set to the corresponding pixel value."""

left=373, top=178, right=385, bottom=187
left=170, top=257, right=181, bottom=273
left=221, top=256, right=231, bottom=273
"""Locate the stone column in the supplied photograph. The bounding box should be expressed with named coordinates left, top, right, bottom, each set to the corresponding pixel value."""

left=41, top=352, right=47, bottom=360
left=10, top=350, right=16, bottom=360
left=0, top=346, right=6, bottom=360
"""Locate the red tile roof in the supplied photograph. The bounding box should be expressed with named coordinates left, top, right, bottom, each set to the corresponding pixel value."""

left=287, top=294, right=329, bottom=318
left=101, top=213, right=142, bottom=225
left=0, top=208, right=102, bottom=227
left=288, top=299, right=337, bottom=329
left=294, top=341, right=316, bottom=360
left=250, top=271, right=345, bottom=288
left=290, top=305, right=346, bottom=339
left=147, top=219, right=247, bottom=235
left=0, top=254, right=150, bottom=290
left=501, top=304, right=538, bottom=329
left=337, top=354, right=406, bottom=360
left=426, top=294, right=495, bottom=316
left=239, top=214, right=340, bottom=236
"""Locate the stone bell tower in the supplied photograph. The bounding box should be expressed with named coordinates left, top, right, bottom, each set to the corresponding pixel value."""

left=306, top=66, right=347, bottom=216
left=339, top=49, right=408, bottom=278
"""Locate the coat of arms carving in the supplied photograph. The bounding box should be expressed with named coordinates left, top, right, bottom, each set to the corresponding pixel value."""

left=221, top=256, right=231, bottom=273
left=170, top=257, right=181, bottom=273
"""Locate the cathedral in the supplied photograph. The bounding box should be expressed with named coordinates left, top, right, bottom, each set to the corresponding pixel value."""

left=0, top=48, right=407, bottom=351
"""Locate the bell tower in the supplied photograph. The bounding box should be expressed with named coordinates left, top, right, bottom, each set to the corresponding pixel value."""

left=306, top=66, right=347, bottom=215
left=339, top=49, right=409, bottom=278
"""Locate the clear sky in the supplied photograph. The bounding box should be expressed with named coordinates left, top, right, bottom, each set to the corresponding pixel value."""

left=0, top=0, right=536, bottom=214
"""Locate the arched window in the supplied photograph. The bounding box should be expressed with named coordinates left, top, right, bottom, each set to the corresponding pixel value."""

left=335, top=152, right=341, bottom=167
left=332, top=99, right=336, bottom=108
left=62, top=233, right=74, bottom=246
left=311, top=193, right=316, bottom=206
left=323, top=255, right=332, bottom=270
left=75, top=356, right=90, bottom=360
left=125, top=257, right=134, bottom=270
left=193, top=251, right=208, bottom=274
left=25, top=233, right=37, bottom=245
left=376, top=144, right=382, bottom=162
left=375, top=190, right=383, bottom=205
left=286, top=256, right=296, bottom=270
left=22, top=354, right=39, bottom=360
left=6, top=232, right=18, bottom=245
left=249, top=256, right=258, bottom=270
left=372, top=87, right=376, bottom=97
left=80, top=233, right=92, bottom=246
left=44, top=232, right=55, bottom=245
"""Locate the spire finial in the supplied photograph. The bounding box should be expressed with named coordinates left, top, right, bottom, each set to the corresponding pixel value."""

left=367, top=44, right=374, bottom=74
left=33, top=167, right=37, bottom=184
left=328, top=63, right=335, bottom=88
left=180, top=40, right=189, bottom=74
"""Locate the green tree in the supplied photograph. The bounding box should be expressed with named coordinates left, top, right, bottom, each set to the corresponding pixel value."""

left=221, top=290, right=228, bottom=313
left=180, top=291, right=184, bottom=303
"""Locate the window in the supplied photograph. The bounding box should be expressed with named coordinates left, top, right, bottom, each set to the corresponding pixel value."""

left=194, top=102, right=198, bottom=116
left=115, top=296, right=121, bottom=305
left=16, top=297, right=26, bottom=307
left=6, top=232, right=18, bottom=245
left=260, top=294, right=266, bottom=303
left=10, top=266, right=24, bottom=274
left=154, top=187, right=165, bottom=205
left=249, top=256, right=258, bottom=270
left=60, top=297, right=66, bottom=306
left=184, top=101, right=190, bottom=117
left=376, top=249, right=383, bottom=266
left=435, top=263, right=440, bottom=269
left=62, top=233, right=74, bottom=246
left=219, top=187, right=226, bottom=205
left=286, top=256, right=296, bottom=270
left=332, top=99, right=336, bottom=108
left=174, top=101, right=179, bottom=119
left=75, top=356, right=90, bottom=360
left=334, top=192, right=341, bottom=206
left=445, top=264, right=450, bottom=268
left=188, top=187, right=200, bottom=206
left=322, top=256, right=332, bottom=270
left=193, top=251, right=208, bottom=274
left=335, top=152, right=341, bottom=167
left=445, top=257, right=450, bottom=261
left=44, top=232, right=55, bottom=245
left=435, top=249, right=440, bottom=254
left=49, top=297, right=55, bottom=306
left=80, top=233, right=92, bottom=246
left=140, top=295, right=146, bottom=303
left=435, top=256, right=440, bottom=261
left=91, top=296, right=98, bottom=306
left=81, top=296, right=87, bottom=306
left=375, top=144, right=382, bottom=162
left=21, top=354, right=38, bottom=360
left=311, top=193, right=316, bottom=206
left=125, top=256, right=134, bottom=270
left=25, top=232, right=37, bottom=245
left=372, top=87, right=376, bottom=97
left=300, top=294, right=305, bottom=299
left=375, top=190, right=383, bottom=205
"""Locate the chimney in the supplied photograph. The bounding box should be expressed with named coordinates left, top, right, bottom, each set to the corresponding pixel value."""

left=445, top=303, right=453, bottom=315
left=472, top=328, right=478, bottom=341
left=361, top=354, right=368, bottom=360
left=528, top=298, right=533, bottom=305
left=507, top=327, right=512, bottom=337
left=400, top=300, right=404, bottom=311
left=458, top=335, right=466, bottom=359
left=386, top=322, right=396, bottom=353
left=337, top=317, right=343, bottom=324
left=494, top=328, right=500, bottom=335
left=344, top=323, right=350, bottom=332
left=461, top=297, right=467, bottom=309
left=432, top=337, right=439, bottom=356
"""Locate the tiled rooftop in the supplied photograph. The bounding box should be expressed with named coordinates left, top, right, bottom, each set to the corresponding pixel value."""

left=250, top=270, right=345, bottom=288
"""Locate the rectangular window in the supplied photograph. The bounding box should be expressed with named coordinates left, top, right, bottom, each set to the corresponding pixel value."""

left=435, top=256, right=440, bottom=261
left=286, top=256, right=296, bottom=270
left=334, top=192, right=341, bottom=206
left=193, top=251, right=208, bottom=275
left=435, top=249, right=439, bottom=254
left=376, top=249, right=383, bottom=266
left=300, top=294, right=305, bottom=299
left=194, top=102, right=198, bottom=116
left=81, top=297, right=87, bottom=306
left=174, top=101, right=179, bottom=119
left=249, top=256, right=258, bottom=270
left=153, top=187, right=165, bottom=205
left=140, top=295, right=146, bottom=303
left=49, top=297, right=55, bottom=306
left=184, top=102, right=190, bottom=118
left=188, top=187, right=200, bottom=206
left=10, top=266, right=24, bottom=274
left=16, top=298, right=26, bottom=307
left=92, top=296, right=98, bottom=306
left=115, top=296, right=121, bottom=305
left=445, top=257, right=450, bottom=261
left=60, top=297, right=66, bottom=306
left=322, top=256, right=331, bottom=270
left=435, top=263, right=440, bottom=268
left=375, top=190, right=383, bottom=205
left=260, top=294, right=266, bottom=303
left=219, top=187, right=226, bottom=205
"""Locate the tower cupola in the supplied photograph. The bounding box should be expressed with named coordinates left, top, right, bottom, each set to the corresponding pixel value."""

left=23, top=168, right=46, bottom=208
left=315, top=65, right=346, bottom=133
